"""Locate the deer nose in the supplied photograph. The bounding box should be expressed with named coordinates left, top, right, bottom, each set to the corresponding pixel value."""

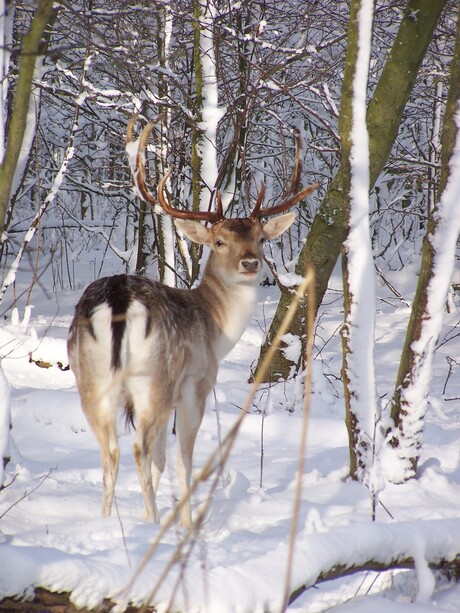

left=241, top=258, right=260, bottom=273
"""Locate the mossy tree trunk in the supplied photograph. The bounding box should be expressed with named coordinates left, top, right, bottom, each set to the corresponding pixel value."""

left=0, top=0, right=55, bottom=233
left=339, top=0, right=378, bottom=481
left=388, top=6, right=460, bottom=480
left=0, top=0, right=55, bottom=487
left=254, top=0, right=448, bottom=382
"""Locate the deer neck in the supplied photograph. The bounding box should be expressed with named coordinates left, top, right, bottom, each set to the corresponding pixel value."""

left=197, top=264, right=259, bottom=361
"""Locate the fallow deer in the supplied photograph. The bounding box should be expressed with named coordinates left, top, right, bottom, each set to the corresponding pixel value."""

left=67, top=120, right=318, bottom=527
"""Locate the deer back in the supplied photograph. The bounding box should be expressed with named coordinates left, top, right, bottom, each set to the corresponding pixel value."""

left=68, top=275, right=222, bottom=399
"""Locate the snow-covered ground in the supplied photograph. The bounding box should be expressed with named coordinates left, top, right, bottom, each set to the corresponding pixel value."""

left=0, top=264, right=459, bottom=612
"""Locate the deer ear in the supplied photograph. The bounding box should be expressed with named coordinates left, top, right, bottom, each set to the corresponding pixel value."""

left=175, top=219, right=212, bottom=245
left=262, top=212, right=296, bottom=240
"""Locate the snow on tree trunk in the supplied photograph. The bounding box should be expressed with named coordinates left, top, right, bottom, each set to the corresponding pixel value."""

left=386, top=9, right=460, bottom=482
left=188, top=0, right=224, bottom=283
left=196, top=0, right=223, bottom=208
left=0, top=0, right=55, bottom=233
left=254, top=0, right=449, bottom=383
left=386, top=107, right=460, bottom=482
left=340, top=0, right=380, bottom=483
left=0, top=0, right=14, bottom=164
left=157, top=5, right=176, bottom=288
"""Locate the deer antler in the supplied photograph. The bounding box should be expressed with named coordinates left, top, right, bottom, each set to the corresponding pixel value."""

left=250, top=128, right=320, bottom=219
left=127, top=116, right=224, bottom=224
left=126, top=116, right=160, bottom=206
left=157, top=172, right=224, bottom=223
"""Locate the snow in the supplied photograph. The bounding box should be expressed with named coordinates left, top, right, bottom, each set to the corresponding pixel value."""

left=0, top=264, right=459, bottom=612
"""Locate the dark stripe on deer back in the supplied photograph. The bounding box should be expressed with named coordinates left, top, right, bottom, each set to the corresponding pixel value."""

left=106, top=275, right=133, bottom=369
left=73, top=275, right=133, bottom=369
left=106, top=275, right=159, bottom=368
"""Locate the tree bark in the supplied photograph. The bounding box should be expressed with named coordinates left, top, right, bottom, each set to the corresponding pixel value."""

left=0, top=0, right=55, bottom=233
left=0, top=587, right=155, bottom=612
left=388, top=6, right=460, bottom=480
left=188, top=0, right=206, bottom=283
left=438, top=5, right=460, bottom=195
left=254, top=0, right=448, bottom=382
left=339, top=0, right=378, bottom=481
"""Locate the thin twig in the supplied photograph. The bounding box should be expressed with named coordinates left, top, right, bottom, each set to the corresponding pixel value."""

left=0, top=467, right=55, bottom=520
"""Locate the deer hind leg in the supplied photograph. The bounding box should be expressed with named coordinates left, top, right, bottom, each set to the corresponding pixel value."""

left=100, top=419, right=120, bottom=518
left=130, top=382, right=170, bottom=522
left=133, top=419, right=169, bottom=523
left=175, top=377, right=207, bottom=529
left=151, top=424, right=167, bottom=495
left=81, top=388, right=120, bottom=518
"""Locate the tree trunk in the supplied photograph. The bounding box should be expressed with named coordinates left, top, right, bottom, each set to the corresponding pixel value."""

left=189, top=0, right=206, bottom=283
left=150, top=5, right=175, bottom=286
left=254, top=0, right=448, bottom=382
left=387, top=6, right=460, bottom=481
left=339, top=0, right=379, bottom=481
left=0, top=0, right=55, bottom=233
left=288, top=520, right=460, bottom=605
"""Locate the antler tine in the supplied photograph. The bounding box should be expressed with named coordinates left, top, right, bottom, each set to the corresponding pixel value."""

left=126, top=116, right=161, bottom=206
left=157, top=172, right=224, bottom=223
left=136, top=120, right=160, bottom=205
left=126, top=114, right=138, bottom=144
left=249, top=182, right=266, bottom=218
left=216, top=191, right=224, bottom=219
left=128, top=116, right=223, bottom=224
left=256, top=181, right=321, bottom=218
left=252, top=128, right=319, bottom=218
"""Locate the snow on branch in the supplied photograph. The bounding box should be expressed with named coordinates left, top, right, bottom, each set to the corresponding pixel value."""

left=289, top=518, right=460, bottom=606
left=0, top=47, right=91, bottom=305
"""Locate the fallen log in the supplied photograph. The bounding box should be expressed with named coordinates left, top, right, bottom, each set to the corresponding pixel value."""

left=289, top=553, right=460, bottom=605
left=0, top=587, right=155, bottom=612
left=288, top=518, right=460, bottom=605
left=1, top=520, right=459, bottom=611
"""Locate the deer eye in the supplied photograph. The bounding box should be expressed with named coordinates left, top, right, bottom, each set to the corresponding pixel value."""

left=215, top=239, right=224, bottom=248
